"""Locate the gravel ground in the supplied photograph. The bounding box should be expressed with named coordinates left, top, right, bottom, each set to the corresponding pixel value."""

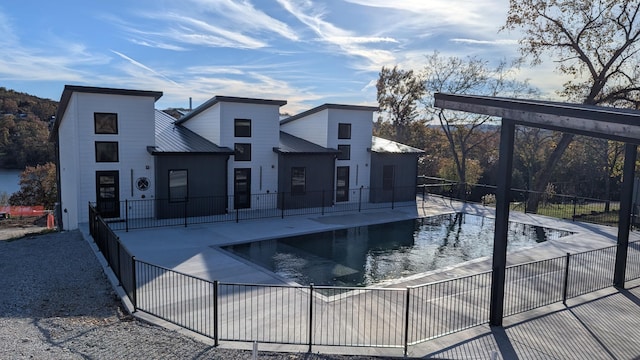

left=0, top=230, right=391, bottom=359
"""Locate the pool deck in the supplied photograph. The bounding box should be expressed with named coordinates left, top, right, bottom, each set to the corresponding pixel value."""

left=99, top=197, right=640, bottom=359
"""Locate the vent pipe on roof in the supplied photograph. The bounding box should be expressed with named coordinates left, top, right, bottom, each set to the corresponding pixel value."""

left=189, top=97, right=192, bottom=111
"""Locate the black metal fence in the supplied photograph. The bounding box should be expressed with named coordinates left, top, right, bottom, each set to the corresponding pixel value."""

left=103, top=186, right=417, bottom=232
left=88, top=203, right=640, bottom=356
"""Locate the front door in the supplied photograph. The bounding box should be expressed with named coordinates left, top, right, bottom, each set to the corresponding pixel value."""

left=336, top=166, right=349, bottom=202
left=96, top=171, right=120, bottom=218
left=234, top=168, right=251, bottom=209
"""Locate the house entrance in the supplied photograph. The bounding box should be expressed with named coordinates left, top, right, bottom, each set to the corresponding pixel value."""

left=234, top=168, right=251, bottom=209
left=336, top=166, right=349, bottom=202
left=96, top=170, right=120, bottom=218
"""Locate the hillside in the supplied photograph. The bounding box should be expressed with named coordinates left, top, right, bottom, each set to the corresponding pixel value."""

left=0, top=87, right=58, bottom=122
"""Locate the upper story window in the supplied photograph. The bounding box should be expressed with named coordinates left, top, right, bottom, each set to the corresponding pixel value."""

left=337, top=144, right=350, bottom=160
left=95, top=141, right=119, bottom=162
left=338, top=123, right=351, bottom=139
left=235, top=119, right=251, bottom=137
left=94, top=113, right=118, bottom=134
left=234, top=143, right=252, bottom=161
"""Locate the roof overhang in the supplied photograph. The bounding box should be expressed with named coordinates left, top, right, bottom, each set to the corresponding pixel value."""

left=434, top=93, right=640, bottom=144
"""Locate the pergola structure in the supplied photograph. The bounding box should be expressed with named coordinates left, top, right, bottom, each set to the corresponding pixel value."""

left=434, top=93, right=640, bottom=326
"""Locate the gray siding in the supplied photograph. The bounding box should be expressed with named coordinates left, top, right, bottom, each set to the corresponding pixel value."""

left=370, top=153, right=419, bottom=203
left=277, top=154, right=335, bottom=209
left=154, top=154, right=228, bottom=218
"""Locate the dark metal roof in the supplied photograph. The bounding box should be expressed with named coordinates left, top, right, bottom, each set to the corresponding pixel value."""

left=280, top=103, right=379, bottom=125
left=370, top=136, right=424, bottom=154
left=434, top=93, right=640, bottom=144
left=175, top=95, right=287, bottom=125
left=149, top=110, right=233, bottom=155
left=273, top=131, right=341, bottom=155
left=50, top=85, right=163, bottom=141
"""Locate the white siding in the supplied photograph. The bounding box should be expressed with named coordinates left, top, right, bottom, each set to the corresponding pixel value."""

left=181, top=105, right=221, bottom=145
left=280, top=110, right=329, bottom=147
left=59, top=92, right=157, bottom=229
left=220, top=102, right=281, bottom=209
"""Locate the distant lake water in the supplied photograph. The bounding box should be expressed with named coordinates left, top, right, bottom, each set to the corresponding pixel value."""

left=0, top=168, right=22, bottom=195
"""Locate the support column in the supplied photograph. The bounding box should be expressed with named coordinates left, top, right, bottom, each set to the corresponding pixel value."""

left=614, top=143, right=637, bottom=288
left=490, top=119, right=515, bottom=326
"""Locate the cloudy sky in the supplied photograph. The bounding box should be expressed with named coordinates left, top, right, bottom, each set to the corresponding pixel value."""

left=0, top=0, right=563, bottom=113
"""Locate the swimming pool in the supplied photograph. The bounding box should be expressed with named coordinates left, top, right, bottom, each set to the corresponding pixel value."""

left=223, top=213, right=574, bottom=287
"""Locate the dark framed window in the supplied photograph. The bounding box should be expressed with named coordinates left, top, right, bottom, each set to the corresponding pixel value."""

left=95, top=141, right=119, bottom=162
left=169, top=169, right=188, bottom=202
left=235, top=119, right=251, bottom=137
left=337, top=144, right=350, bottom=160
left=234, top=143, right=252, bottom=161
left=383, top=165, right=395, bottom=190
left=338, top=123, right=351, bottom=139
left=94, top=113, right=118, bottom=134
left=291, top=167, right=306, bottom=195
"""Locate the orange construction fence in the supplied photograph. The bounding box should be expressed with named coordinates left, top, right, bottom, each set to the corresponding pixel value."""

left=0, top=205, right=47, bottom=217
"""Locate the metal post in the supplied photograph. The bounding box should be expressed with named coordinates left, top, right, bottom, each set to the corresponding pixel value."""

left=490, top=119, right=515, bottom=327
left=184, top=198, right=187, bottom=227
left=125, top=199, right=129, bottom=232
left=358, top=187, right=362, bottom=212
left=403, top=287, right=411, bottom=357
left=614, top=143, right=637, bottom=288
left=321, top=190, right=325, bottom=216
left=562, top=252, right=570, bottom=305
left=281, top=192, right=285, bottom=219
left=308, top=283, right=314, bottom=353
left=236, top=208, right=239, bottom=223
left=392, top=186, right=395, bottom=209
left=131, top=256, right=137, bottom=311
left=213, top=280, right=219, bottom=347
left=572, top=196, right=577, bottom=221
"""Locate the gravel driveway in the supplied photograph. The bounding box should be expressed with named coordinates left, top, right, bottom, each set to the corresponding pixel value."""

left=0, top=230, right=388, bottom=359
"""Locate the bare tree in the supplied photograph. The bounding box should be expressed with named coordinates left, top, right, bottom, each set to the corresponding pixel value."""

left=503, top=0, right=640, bottom=212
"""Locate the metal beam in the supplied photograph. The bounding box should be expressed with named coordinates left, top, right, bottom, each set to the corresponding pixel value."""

left=490, top=119, right=515, bottom=326
left=614, top=143, right=637, bottom=288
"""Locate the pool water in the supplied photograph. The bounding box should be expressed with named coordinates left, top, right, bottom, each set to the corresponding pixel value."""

left=223, top=213, right=573, bottom=287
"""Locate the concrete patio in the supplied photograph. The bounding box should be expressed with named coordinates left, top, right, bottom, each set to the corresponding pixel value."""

left=88, top=197, right=640, bottom=358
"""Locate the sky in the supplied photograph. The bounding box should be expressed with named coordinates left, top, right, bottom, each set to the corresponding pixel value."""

left=0, top=0, right=564, bottom=114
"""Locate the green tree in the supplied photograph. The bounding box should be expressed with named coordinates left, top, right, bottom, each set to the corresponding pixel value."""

left=9, top=162, right=57, bottom=209
left=503, top=0, right=640, bottom=212
left=376, top=65, right=426, bottom=144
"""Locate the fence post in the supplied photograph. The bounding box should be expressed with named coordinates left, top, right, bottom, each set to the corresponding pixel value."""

left=392, top=187, right=395, bottom=210
left=236, top=207, right=239, bottom=223
left=358, top=187, right=362, bottom=212
left=562, top=252, right=571, bottom=305
left=184, top=198, right=188, bottom=227
left=403, top=287, right=411, bottom=357
left=125, top=199, right=129, bottom=232
left=281, top=192, right=285, bottom=219
left=213, top=280, right=219, bottom=347
left=572, top=196, right=578, bottom=221
left=116, top=241, right=122, bottom=284
left=131, top=256, right=137, bottom=311
left=321, top=190, right=325, bottom=216
left=308, top=283, right=314, bottom=353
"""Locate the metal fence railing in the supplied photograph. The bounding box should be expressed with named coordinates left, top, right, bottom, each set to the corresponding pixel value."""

left=101, top=186, right=417, bottom=232
left=87, top=202, right=640, bottom=357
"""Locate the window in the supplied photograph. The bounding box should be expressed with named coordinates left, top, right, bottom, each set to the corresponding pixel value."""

left=291, top=167, right=306, bottom=195
left=169, top=169, right=188, bottom=202
left=383, top=165, right=394, bottom=190
left=337, top=144, right=350, bottom=160
left=234, top=143, right=252, bottom=161
left=235, top=119, right=251, bottom=137
left=338, top=123, right=351, bottom=139
left=94, top=113, right=118, bottom=134
left=95, top=141, right=119, bottom=162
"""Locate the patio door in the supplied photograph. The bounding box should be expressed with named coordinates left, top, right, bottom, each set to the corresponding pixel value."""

left=234, top=168, right=251, bottom=209
left=96, top=171, right=120, bottom=218
left=336, top=166, right=349, bottom=202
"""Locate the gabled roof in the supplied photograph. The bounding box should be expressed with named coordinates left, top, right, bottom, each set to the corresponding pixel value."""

left=370, top=136, right=424, bottom=154
left=51, top=85, right=163, bottom=141
left=273, top=131, right=341, bottom=155
left=148, top=110, right=233, bottom=155
left=280, top=103, right=379, bottom=125
left=175, top=95, right=287, bottom=125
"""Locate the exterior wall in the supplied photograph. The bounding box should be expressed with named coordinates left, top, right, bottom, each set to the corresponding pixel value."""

left=280, top=110, right=329, bottom=147
left=59, top=92, right=156, bottom=229
left=370, top=153, right=419, bottom=203
left=180, top=105, right=221, bottom=145
left=154, top=154, right=228, bottom=218
left=277, top=154, right=335, bottom=209
left=219, top=102, right=281, bottom=209
left=327, top=108, right=373, bottom=202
